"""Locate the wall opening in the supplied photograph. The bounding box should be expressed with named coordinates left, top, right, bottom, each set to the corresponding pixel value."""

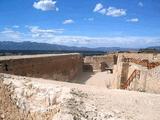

left=4, top=64, right=8, bottom=71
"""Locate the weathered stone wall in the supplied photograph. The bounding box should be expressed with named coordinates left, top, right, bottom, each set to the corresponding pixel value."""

left=126, top=63, right=160, bottom=94
left=84, top=54, right=117, bottom=70
left=110, top=53, right=160, bottom=93
left=127, top=63, right=147, bottom=92
left=111, top=54, right=125, bottom=89
left=144, top=66, right=160, bottom=93
left=0, top=53, right=83, bottom=81
left=119, top=53, right=160, bottom=62
left=120, top=63, right=130, bottom=88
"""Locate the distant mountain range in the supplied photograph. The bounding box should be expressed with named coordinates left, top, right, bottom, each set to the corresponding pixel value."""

left=0, top=41, right=138, bottom=52
left=147, top=46, right=160, bottom=50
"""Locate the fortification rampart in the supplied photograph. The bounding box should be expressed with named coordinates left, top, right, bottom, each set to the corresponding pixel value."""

left=84, top=54, right=117, bottom=70
left=111, top=53, right=160, bottom=93
left=0, top=53, right=83, bottom=81
left=119, top=53, right=160, bottom=62
left=127, top=63, right=160, bottom=93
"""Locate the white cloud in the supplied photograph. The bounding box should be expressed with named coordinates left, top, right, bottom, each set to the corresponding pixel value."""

left=63, top=19, right=74, bottom=24
left=1, top=27, right=160, bottom=48
left=98, top=8, right=106, bottom=15
left=27, top=26, right=64, bottom=38
left=93, top=3, right=126, bottom=17
left=32, top=36, right=160, bottom=48
left=28, top=26, right=63, bottom=34
left=93, top=3, right=103, bottom=12
left=138, top=2, right=143, bottom=7
left=1, top=26, right=160, bottom=48
left=127, top=18, right=139, bottom=23
left=0, top=28, right=22, bottom=40
left=106, top=7, right=126, bottom=17
left=33, top=0, right=57, bottom=11
left=12, top=25, right=20, bottom=28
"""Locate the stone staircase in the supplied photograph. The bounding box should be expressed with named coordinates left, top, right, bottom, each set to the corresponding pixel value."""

left=121, top=69, right=140, bottom=89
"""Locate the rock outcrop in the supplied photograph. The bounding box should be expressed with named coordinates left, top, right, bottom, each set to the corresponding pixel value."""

left=1, top=73, right=160, bottom=120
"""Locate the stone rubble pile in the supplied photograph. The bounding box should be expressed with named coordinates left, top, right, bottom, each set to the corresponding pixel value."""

left=0, top=74, right=121, bottom=120
left=1, top=73, right=160, bottom=120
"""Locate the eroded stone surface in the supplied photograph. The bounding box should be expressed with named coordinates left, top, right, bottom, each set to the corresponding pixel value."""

left=1, top=73, right=160, bottom=120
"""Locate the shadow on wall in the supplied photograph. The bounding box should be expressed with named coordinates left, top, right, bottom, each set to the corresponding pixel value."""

left=83, top=63, right=93, bottom=72
left=0, top=63, right=9, bottom=73
left=0, top=54, right=83, bottom=82
left=71, top=72, right=95, bottom=84
left=100, top=62, right=109, bottom=72
left=113, top=55, right=118, bottom=64
left=120, top=62, right=130, bottom=89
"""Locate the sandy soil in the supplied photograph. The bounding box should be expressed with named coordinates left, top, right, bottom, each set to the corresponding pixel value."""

left=72, top=71, right=114, bottom=88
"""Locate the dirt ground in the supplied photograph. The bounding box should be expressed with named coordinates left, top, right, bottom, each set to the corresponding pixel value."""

left=72, top=71, right=114, bottom=88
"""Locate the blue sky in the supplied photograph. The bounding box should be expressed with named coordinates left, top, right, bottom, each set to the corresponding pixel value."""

left=0, top=0, right=160, bottom=48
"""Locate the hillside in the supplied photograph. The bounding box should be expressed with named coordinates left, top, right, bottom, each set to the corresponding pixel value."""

left=0, top=41, right=137, bottom=52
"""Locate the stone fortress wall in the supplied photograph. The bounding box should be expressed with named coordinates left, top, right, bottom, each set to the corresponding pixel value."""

left=84, top=54, right=117, bottom=71
left=82, top=52, right=160, bottom=94
left=0, top=52, right=160, bottom=94
left=1, top=53, right=160, bottom=119
left=0, top=53, right=83, bottom=81
left=119, top=52, right=160, bottom=62
left=115, top=53, right=160, bottom=93
left=125, top=62, right=160, bottom=93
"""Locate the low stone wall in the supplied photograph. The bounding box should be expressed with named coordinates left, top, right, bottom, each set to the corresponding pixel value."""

left=0, top=53, right=83, bottom=81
